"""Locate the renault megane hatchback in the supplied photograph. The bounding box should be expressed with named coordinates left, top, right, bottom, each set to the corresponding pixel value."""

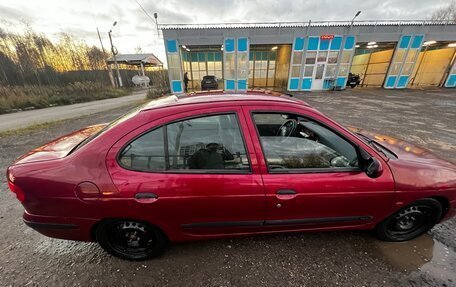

left=7, top=91, right=456, bottom=260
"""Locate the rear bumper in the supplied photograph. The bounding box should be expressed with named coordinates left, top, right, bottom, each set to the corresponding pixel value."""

left=23, top=212, right=98, bottom=242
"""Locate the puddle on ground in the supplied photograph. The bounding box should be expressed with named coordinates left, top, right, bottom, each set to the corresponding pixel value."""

left=372, top=234, right=456, bottom=282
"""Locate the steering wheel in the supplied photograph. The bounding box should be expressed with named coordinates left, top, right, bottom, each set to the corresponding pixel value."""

left=276, top=119, right=297, bottom=138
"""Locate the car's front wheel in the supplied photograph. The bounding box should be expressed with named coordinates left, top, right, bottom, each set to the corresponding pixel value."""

left=375, top=198, right=442, bottom=242
left=96, top=219, right=168, bottom=260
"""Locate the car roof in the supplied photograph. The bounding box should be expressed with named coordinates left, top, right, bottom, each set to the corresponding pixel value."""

left=140, top=90, right=311, bottom=112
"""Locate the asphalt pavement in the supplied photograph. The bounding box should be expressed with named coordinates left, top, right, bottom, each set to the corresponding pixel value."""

left=0, top=89, right=147, bottom=132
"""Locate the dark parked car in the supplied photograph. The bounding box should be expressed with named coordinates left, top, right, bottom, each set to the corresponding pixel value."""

left=7, top=91, right=456, bottom=261
left=347, top=73, right=361, bottom=88
left=201, top=75, right=218, bottom=90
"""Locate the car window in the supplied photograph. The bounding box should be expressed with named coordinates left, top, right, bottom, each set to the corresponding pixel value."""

left=167, top=114, right=249, bottom=171
left=119, top=113, right=250, bottom=172
left=253, top=113, right=359, bottom=171
left=119, top=127, right=166, bottom=171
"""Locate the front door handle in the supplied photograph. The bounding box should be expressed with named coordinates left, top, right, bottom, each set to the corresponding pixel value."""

left=275, top=189, right=298, bottom=200
left=276, top=189, right=297, bottom=195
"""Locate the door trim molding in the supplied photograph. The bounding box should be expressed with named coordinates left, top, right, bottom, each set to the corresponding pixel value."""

left=264, top=216, right=373, bottom=226
left=181, top=216, right=373, bottom=229
left=182, top=220, right=263, bottom=229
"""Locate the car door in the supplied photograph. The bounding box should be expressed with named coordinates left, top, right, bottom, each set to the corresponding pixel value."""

left=106, top=106, right=265, bottom=240
left=242, top=104, right=396, bottom=232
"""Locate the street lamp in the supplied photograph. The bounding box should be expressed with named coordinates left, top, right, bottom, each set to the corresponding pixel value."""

left=351, top=11, right=361, bottom=26
left=108, top=21, right=123, bottom=88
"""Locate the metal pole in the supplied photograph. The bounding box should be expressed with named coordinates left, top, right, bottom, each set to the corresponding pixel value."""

left=97, top=28, right=116, bottom=88
left=108, top=30, right=122, bottom=88
left=350, top=11, right=361, bottom=27
left=141, top=62, right=145, bottom=76
left=97, top=28, right=106, bottom=53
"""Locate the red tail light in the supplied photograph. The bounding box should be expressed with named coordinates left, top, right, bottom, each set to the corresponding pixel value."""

left=6, top=169, right=25, bottom=202
left=7, top=181, right=25, bottom=202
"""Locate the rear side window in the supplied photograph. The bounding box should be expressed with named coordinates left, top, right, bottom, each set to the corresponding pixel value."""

left=119, top=114, right=250, bottom=172
left=119, top=127, right=166, bottom=171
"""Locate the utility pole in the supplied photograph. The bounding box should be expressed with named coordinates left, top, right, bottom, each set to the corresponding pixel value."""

left=97, top=27, right=115, bottom=87
left=108, top=21, right=123, bottom=88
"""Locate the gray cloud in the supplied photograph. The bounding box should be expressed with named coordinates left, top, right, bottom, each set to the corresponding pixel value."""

left=0, top=5, right=34, bottom=23
left=0, top=0, right=448, bottom=63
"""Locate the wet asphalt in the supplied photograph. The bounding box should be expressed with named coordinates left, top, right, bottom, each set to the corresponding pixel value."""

left=0, top=88, right=455, bottom=286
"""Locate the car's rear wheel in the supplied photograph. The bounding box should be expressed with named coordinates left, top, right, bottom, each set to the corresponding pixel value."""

left=96, top=219, right=168, bottom=260
left=375, top=198, right=442, bottom=242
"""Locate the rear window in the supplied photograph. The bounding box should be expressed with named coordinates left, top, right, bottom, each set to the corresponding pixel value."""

left=70, top=105, right=145, bottom=153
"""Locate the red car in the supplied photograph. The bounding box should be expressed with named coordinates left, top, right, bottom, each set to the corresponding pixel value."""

left=7, top=91, right=456, bottom=260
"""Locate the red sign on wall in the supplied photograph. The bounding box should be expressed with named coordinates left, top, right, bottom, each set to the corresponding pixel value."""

left=320, top=35, right=335, bottom=40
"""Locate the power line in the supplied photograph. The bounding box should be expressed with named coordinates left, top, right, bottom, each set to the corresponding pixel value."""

left=134, top=0, right=161, bottom=38
left=87, top=0, right=98, bottom=27
left=134, top=0, right=155, bottom=22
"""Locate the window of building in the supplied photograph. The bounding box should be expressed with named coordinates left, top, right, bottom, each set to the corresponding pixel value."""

left=304, top=65, right=314, bottom=77
left=291, top=66, right=301, bottom=78
left=317, top=51, right=328, bottom=62
left=406, top=50, right=419, bottom=63
left=394, top=49, right=406, bottom=63
left=305, top=51, right=317, bottom=64
left=292, top=52, right=303, bottom=65
left=325, top=65, right=337, bottom=78
left=402, top=62, right=414, bottom=75
left=328, top=51, right=339, bottom=64
left=225, top=53, right=236, bottom=79
left=168, top=54, right=181, bottom=81
left=249, top=50, right=277, bottom=87
left=315, top=64, right=325, bottom=79
left=185, top=51, right=223, bottom=90
left=389, top=63, right=402, bottom=75
left=341, top=51, right=352, bottom=64
left=338, top=64, right=349, bottom=77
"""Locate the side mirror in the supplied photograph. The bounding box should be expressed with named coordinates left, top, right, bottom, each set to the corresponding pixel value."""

left=358, top=147, right=382, bottom=178
left=365, top=157, right=382, bottom=178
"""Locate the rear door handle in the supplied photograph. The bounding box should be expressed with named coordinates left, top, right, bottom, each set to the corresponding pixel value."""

left=276, top=189, right=297, bottom=195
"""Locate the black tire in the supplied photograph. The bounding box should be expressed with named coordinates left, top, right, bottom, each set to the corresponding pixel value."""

left=96, top=219, right=168, bottom=261
left=375, top=198, right=442, bottom=242
left=350, top=84, right=356, bottom=88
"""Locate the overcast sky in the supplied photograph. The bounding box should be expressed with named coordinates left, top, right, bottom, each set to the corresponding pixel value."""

left=0, top=0, right=447, bottom=62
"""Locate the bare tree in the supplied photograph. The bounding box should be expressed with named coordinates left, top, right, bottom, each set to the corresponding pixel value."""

left=135, top=46, right=143, bottom=54
left=430, top=0, right=456, bottom=21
